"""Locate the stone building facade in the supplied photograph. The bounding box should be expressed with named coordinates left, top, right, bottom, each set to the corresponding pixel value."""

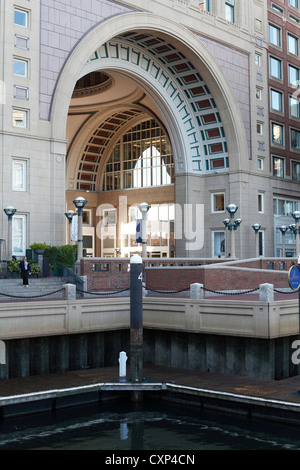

left=1, top=0, right=299, bottom=260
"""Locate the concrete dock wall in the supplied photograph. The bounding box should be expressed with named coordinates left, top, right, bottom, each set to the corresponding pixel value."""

left=1, top=329, right=299, bottom=381
left=0, top=295, right=299, bottom=381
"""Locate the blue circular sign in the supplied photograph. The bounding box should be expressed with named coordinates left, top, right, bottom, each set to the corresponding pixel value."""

left=289, top=265, right=300, bottom=290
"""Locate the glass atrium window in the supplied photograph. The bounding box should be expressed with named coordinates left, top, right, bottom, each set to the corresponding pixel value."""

left=102, top=119, right=174, bottom=191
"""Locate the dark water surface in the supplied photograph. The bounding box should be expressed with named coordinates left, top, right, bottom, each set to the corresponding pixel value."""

left=0, top=399, right=299, bottom=451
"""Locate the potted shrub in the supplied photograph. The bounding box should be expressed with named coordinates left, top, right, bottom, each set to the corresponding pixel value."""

left=29, top=242, right=50, bottom=255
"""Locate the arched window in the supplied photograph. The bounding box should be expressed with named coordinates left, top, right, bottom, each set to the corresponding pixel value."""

left=102, top=119, right=174, bottom=191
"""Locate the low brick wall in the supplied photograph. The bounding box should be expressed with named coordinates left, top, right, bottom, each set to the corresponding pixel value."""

left=80, top=257, right=295, bottom=292
left=81, top=258, right=130, bottom=291
left=144, top=266, right=289, bottom=291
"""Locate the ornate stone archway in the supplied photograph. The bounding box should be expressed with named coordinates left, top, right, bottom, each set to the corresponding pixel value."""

left=50, top=13, right=249, bottom=256
left=51, top=13, right=248, bottom=173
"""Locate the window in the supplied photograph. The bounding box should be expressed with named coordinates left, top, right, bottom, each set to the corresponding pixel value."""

left=289, top=96, right=300, bottom=118
left=225, top=1, right=234, bottom=23
left=291, top=128, right=300, bottom=150
left=273, top=197, right=299, bottom=215
left=211, top=193, right=225, bottom=212
left=255, top=53, right=261, bottom=66
left=13, top=58, right=27, bottom=77
left=102, top=119, right=174, bottom=191
left=102, top=209, right=116, bottom=225
left=14, top=34, right=29, bottom=50
left=258, top=193, right=264, bottom=213
left=12, top=159, right=26, bottom=191
left=212, top=231, right=225, bottom=257
left=13, top=215, right=26, bottom=257
left=258, top=231, right=264, bottom=257
left=92, top=263, right=110, bottom=272
left=257, top=122, right=263, bottom=135
left=258, top=157, right=264, bottom=170
left=12, top=109, right=28, bottom=128
left=271, top=123, right=284, bottom=145
left=14, top=8, right=28, bottom=27
left=269, top=24, right=281, bottom=46
left=199, top=0, right=210, bottom=10
left=269, top=56, right=282, bottom=79
left=272, top=156, right=285, bottom=177
left=289, top=0, right=299, bottom=8
left=272, top=4, right=283, bottom=14
left=292, top=161, right=300, bottom=180
left=14, top=85, right=29, bottom=100
left=270, top=89, right=283, bottom=112
left=288, top=64, right=300, bottom=86
left=288, top=33, right=299, bottom=55
left=256, top=87, right=262, bottom=100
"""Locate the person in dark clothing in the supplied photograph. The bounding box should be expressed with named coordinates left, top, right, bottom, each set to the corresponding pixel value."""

left=19, top=257, right=31, bottom=287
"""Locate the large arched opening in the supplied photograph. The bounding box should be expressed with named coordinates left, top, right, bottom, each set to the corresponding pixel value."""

left=50, top=13, right=248, bottom=258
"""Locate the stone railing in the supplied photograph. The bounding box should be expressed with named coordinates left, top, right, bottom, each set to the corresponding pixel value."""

left=0, top=283, right=298, bottom=340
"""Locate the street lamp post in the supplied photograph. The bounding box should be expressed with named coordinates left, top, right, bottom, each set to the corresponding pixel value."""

left=138, top=202, right=151, bottom=258
left=3, top=206, right=16, bottom=260
left=223, top=203, right=242, bottom=258
left=279, top=225, right=287, bottom=257
left=252, top=223, right=261, bottom=258
left=73, top=197, right=87, bottom=261
left=65, top=210, right=75, bottom=245
left=291, top=210, right=300, bottom=257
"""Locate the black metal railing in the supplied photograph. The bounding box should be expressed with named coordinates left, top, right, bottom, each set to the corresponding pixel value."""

left=55, top=262, right=84, bottom=296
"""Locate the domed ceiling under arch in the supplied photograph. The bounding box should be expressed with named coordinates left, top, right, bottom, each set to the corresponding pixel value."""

left=66, top=31, right=229, bottom=192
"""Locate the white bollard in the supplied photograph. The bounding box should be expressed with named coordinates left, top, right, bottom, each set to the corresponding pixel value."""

left=259, top=283, right=274, bottom=302
left=0, top=340, right=6, bottom=364
left=190, top=283, right=204, bottom=299
left=118, top=351, right=128, bottom=378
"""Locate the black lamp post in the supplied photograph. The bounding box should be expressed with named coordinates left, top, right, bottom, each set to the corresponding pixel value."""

left=65, top=209, right=75, bottom=245
left=223, top=203, right=242, bottom=258
left=73, top=197, right=87, bottom=260
left=3, top=206, right=17, bottom=260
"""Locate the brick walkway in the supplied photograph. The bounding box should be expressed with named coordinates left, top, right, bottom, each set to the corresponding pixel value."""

left=1, top=366, right=300, bottom=422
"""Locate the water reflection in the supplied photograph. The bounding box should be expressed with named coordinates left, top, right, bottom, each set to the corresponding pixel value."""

left=0, top=400, right=299, bottom=450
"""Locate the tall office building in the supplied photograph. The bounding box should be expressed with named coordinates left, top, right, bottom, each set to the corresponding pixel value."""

left=1, top=0, right=299, bottom=259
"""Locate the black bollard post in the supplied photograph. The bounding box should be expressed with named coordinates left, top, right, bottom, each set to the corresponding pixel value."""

left=130, top=255, right=143, bottom=400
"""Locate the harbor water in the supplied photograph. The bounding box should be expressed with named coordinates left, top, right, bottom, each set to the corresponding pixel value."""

left=0, top=399, right=299, bottom=451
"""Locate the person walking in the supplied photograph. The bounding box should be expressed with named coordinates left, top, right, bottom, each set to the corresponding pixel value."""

left=19, top=257, right=31, bottom=287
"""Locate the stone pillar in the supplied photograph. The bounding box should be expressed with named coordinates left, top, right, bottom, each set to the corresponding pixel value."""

left=259, top=283, right=274, bottom=302
left=174, top=174, right=204, bottom=258
left=63, top=283, right=76, bottom=300
left=190, top=283, right=204, bottom=299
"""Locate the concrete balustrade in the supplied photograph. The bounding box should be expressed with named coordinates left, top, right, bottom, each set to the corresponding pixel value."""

left=0, top=283, right=298, bottom=341
left=0, top=282, right=299, bottom=381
